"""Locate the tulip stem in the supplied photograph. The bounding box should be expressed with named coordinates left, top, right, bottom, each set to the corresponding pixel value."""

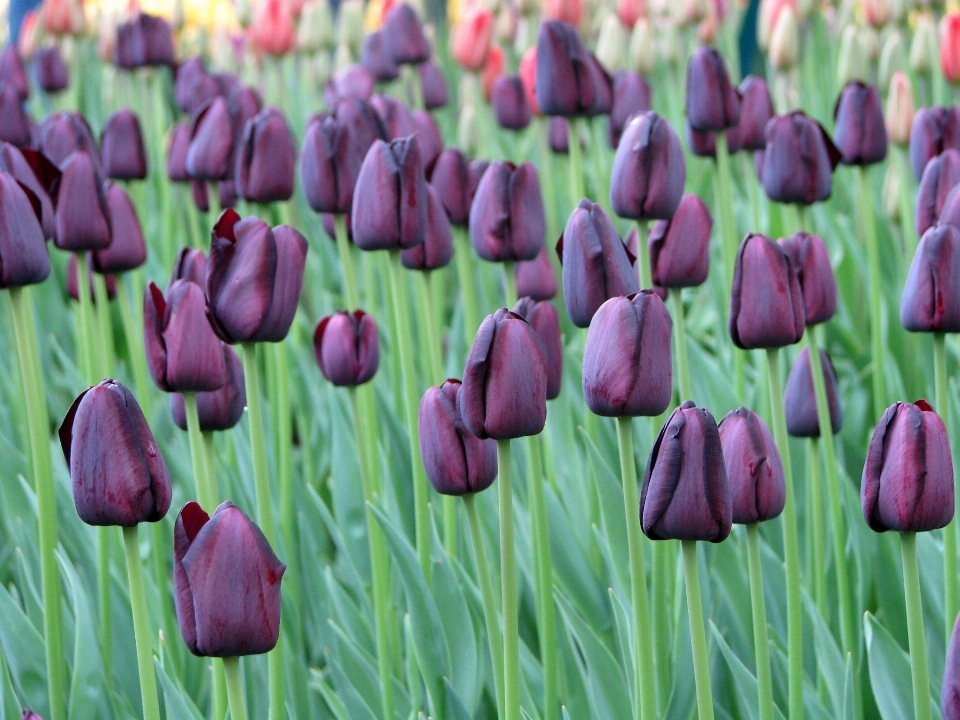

left=93, top=273, right=116, bottom=377
left=404, top=64, right=424, bottom=112
left=498, top=439, right=521, bottom=720
left=464, top=493, right=506, bottom=720
left=454, top=227, right=482, bottom=360
left=765, top=347, right=803, bottom=720
left=335, top=213, right=359, bottom=309
left=901, top=532, right=933, bottom=720
left=117, top=273, right=152, bottom=417
left=635, top=221, right=651, bottom=290
left=222, top=657, right=249, bottom=720
left=503, top=261, right=517, bottom=307
left=746, top=524, right=775, bottom=720
left=807, top=439, right=827, bottom=625
left=715, top=132, right=738, bottom=290
left=9, top=287, right=66, bottom=720
left=537, top=118, right=560, bottom=246
left=121, top=525, right=162, bottom=720
left=567, top=118, right=585, bottom=204
left=671, top=290, right=692, bottom=402
left=897, top=148, right=917, bottom=262
left=74, top=252, right=95, bottom=382
left=184, top=394, right=214, bottom=507
left=857, top=166, right=885, bottom=421
left=616, top=417, right=657, bottom=720
left=935, top=332, right=958, bottom=643
left=681, top=540, right=715, bottom=720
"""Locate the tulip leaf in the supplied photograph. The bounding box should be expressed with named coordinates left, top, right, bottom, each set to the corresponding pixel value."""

left=710, top=620, right=787, bottom=720
left=802, top=592, right=852, bottom=720
left=864, top=612, right=940, bottom=720
left=0, top=580, right=46, bottom=714
left=432, top=545, right=480, bottom=712
left=0, top=651, right=22, bottom=720
left=60, top=552, right=109, bottom=720
left=327, top=618, right=381, bottom=717
left=153, top=657, right=205, bottom=720
left=309, top=669, right=352, bottom=720
left=443, top=678, right=473, bottom=720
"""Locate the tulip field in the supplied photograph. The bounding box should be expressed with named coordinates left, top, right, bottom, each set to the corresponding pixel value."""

left=6, top=0, right=960, bottom=719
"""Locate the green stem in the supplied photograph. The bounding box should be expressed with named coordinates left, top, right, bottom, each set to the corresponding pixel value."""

left=184, top=394, right=214, bottom=508
left=212, top=661, right=228, bottom=720
left=652, top=540, right=672, bottom=713
left=746, top=524, right=774, bottom=720
left=98, top=525, right=113, bottom=685
left=936, top=333, right=957, bottom=640
left=118, top=273, right=151, bottom=415
left=715, top=132, right=738, bottom=292
left=503, top=261, right=517, bottom=308
left=901, top=532, right=932, bottom=720
left=498, top=439, right=520, bottom=720
left=635, top=220, right=651, bottom=290
left=568, top=118, right=585, bottom=204
left=203, top=432, right=217, bottom=503
left=93, top=272, right=115, bottom=377
left=122, top=526, right=161, bottom=720
left=682, top=540, right=715, bottom=720
left=454, top=227, right=482, bottom=359
left=404, top=64, right=424, bottom=112
left=671, top=290, right=692, bottom=402
left=222, top=657, right=249, bottom=720
left=897, top=148, right=917, bottom=262
left=272, top=343, right=294, bottom=571
left=335, top=213, right=359, bottom=309
left=537, top=118, right=560, bottom=247
left=858, top=166, right=885, bottom=421
left=74, top=252, right=94, bottom=382
left=808, top=439, right=827, bottom=622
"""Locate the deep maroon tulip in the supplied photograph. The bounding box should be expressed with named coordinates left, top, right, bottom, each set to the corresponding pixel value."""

left=53, top=150, right=111, bottom=252
left=325, top=65, right=375, bottom=106
left=191, top=180, right=209, bottom=212
left=382, top=4, right=431, bottom=65
left=173, top=500, right=285, bottom=656
left=0, top=144, right=58, bottom=238
left=492, top=75, right=532, bottom=131
left=687, top=124, right=716, bottom=158
left=211, top=72, right=240, bottom=98
left=420, top=379, right=498, bottom=495
left=67, top=254, right=116, bottom=302
left=101, top=109, right=148, bottom=181
left=910, top=106, right=960, bottom=181
left=833, top=81, right=887, bottom=166
left=761, top=112, right=841, bottom=205
left=0, top=85, right=31, bottom=147
left=535, top=20, right=613, bottom=117
left=901, top=224, right=960, bottom=332
left=227, top=85, right=263, bottom=147
left=207, top=210, right=308, bottom=343
left=92, top=182, right=146, bottom=273
left=38, top=111, right=98, bottom=169
left=725, top=76, right=774, bottom=153
left=640, top=401, right=732, bottom=542
left=36, top=46, right=70, bottom=93
left=469, top=160, right=545, bottom=263
left=235, top=107, right=296, bottom=203
left=718, top=408, right=785, bottom=524
left=175, top=57, right=220, bottom=115
left=114, top=13, right=176, bottom=68
left=916, top=150, right=960, bottom=236
left=171, top=344, right=246, bottom=432
left=611, top=112, right=686, bottom=221
left=608, top=71, right=651, bottom=149
left=558, top=199, right=639, bottom=327
left=412, top=110, right=443, bottom=175
left=460, top=307, right=548, bottom=439
left=419, top=61, right=448, bottom=110
left=186, top=98, right=233, bottom=181
left=170, top=246, right=207, bottom=286
left=649, top=193, right=712, bottom=288
left=429, top=149, right=487, bottom=226
left=371, top=94, right=416, bottom=139
left=0, top=47, right=28, bottom=100
left=402, top=185, right=453, bottom=270
left=549, top=117, right=570, bottom=154
left=167, top=124, right=191, bottom=183
left=351, top=137, right=428, bottom=251
left=513, top=297, right=562, bottom=400
left=784, top=347, right=842, bottom=437
left=515, top=247, right=557, bottom=301
left=862, top=400, right=954, bottom=533
left=943, top=614, right=960, bottom=720
left=313, top=309, right=380, bottom=386
left=778, top=231, right=837, bottom=326
left=0, top=171, right=50, bottom=288
left=361, top=31, right=400, bottom=81
left=218, top=180, right=238, bottom=210
left=685, top=46, right=741, bottom=132
left=59, top=379, right=171, bottom=526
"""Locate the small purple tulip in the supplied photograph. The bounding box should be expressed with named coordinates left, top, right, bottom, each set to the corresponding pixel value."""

left=171, top=344, right=246, bottom=432
left=402, top=185, right=453, bottom=270
left=608, top=70, right=652, bottom=149
left=718, top=408, right=785, bottom=525
left=833, top=81, right=887, bottom=166
left=784, top=347, right=842, bottom=438
left=38, top=111, right=98, bottom=169
left=901, top=223, right=960, bottom=332
left=910, top=106, right=960, bottom=181
left=725, top=76, right=774, bottom=153
left=101, top=109, right=148, bottom=181
left=514, top=297, right=563, bottom=399
left=685, top=46, right=741, bottom=132
left=469, top=160, right=545, bottom=263
left=170, top=246, right=207, bottom=286
left=492, top=75, right=532, bottom=131
left=761, top=112, right=841, bottom=205
left=611, top=112, right=686, bottom=221
left=649, top=193, right=712, bottom=289
left=313, top=309, right=380, bottom=387
left=371, top=94, right=417, bottom=140
left=686, top=123, right=716, bottom=158
left=235, top=107, right=296, bottom=203
left=167, top=123, right=191, bottom=183
left=186, top=97, right=233, bottom=181
left=67, top=254, right=116, bottom=302
left=429, top=149, right=488, bottom=226
left=321, top=212, right=352, bottom=243
left=916, top=150, right=960, bottom=236
left=325, top=65, right=375, bottom=106
left=382, top=4, right=431, bottom=65
left=36, top=46, right=70, bottom=94
left=419, top=61, right=449, bottom=110
left=114, top=13, right=175, bottom=68
left=778, top=231, right=837, bottom=326
left=535, top=20, right=612, bottom=118
left=0, top=85, right=30, bottom=147
left=0, top=47, right=29, bottom=100
left=92, top=182, right=146, bottom=273
left=175, top=57, right=220, bottom=115
left=515, top=247, right=557, bottom=301
left=0, top=144, right=58, bottom=239
left=191, top=180, right=209, bottom=212
left=0, top=170, right=50, bottom=288
left=549, top=117, right=570, bottom=154
left=412, top=110, right=444, bottom=175
left=361, top=31, right=400, bottom=82
left=53, top=150, right=112, bottom=252
left=21, top=710, right=43, bottom=720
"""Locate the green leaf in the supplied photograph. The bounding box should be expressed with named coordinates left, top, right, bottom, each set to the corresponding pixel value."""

left=432, top=547, right=480, bottom=712
left=311, top=669, right=353, bottom=720
left=0, top=650, right=22, bottom=720
left=61, top=551, right=110, bottom=720
left=864, top=612, right=940, bottom=720
left=0, top=579, right=46, bottom=714
left=710, top=620, right=787, bottom=720
left=153, top=657, right=205, bottom=720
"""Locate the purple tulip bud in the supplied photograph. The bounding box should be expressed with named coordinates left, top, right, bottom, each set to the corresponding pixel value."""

left=535, top=20, right=613, bottom=117
left=59, top=379, right=171, bottom=526
left=38, top=111, right=98, bottom=169
left=313, top=309, right=380, bottom=386
left=469, top=160, right=545, bottom=263
left=718, top=408, right=785, bottom=525
left=901, top=223, right=960, bottom=332
left=0, top=171, right=49, bottom=288
left=412, top=110, right=443, bottom=175
left=429, top=149, right=487, bottom=225
left=235, top=107, right=296, bottom=203
left=21, top=709, right=43, bottom=720
left=419, top=379, right=498, bottom=495
left=0, top=144, right=58, bottom=239
left=492, top=75, right=532, bottom=131
left=53, top=150, right=112, bottom=252
left=67, top=254, right=116, bottom=302
left=402, top=185, right=453, bottom=270
left=419, top=61, right=448, bottom=110
left=171, top=344, right=246, bottom=432
left=382, top=4, right=431, bottom=65
left=351, top=137, right=428, bottom=251
left=460, top=307, right=548, bottom=439
left=191, top=180, right=209, bottom=212
left=227, top=85, right=263, bottom=147
left=943, top=613, right=960, bottom=720
left=514, top=297, right=562, bottom=399
left=101, top=109, right=148, bottom=181
left=0, top=47, right=29, bottom=100
left=167, top=123, right=191, bottom=183
left=36, top=46, right=70, bottom=93
left=725, top=76, right=774, bottom=153
left=515, top=247, right=557, bottom=301
left=686, top=123, right=716, bottom=157
left=170, top=246, right=207, bottom=286
left=641, top=401, right=732, bottom=542
left=174, top=500, right=285, bottom=656
left=910, top=106, right=960, bottom=181
left=611, top=112, right=686, bottom=221
left=361, top=31, right=400, bottom=82
left=729, top=233, right=805, bottom=349
left=777, top=231, right=837, bottom=325
left=219, top=180, right=237, bottom=209
left=608, top=71, right=652, bottom=148
left=916, top=150, right=960, bottom=236
left=92, top=182, right=146, bottom=273
left=784, top=347, right=842, bottom=437
left=175, top=57, right=220, bottom=115
left=0, top=84, right=30, bottom=149
left=557, top=199, right=640, bottom=327
left=649, top=193, right=712, bottom=288
left=187, top=98, right=233, bottom=181
left=114, top=14, right=175, bottom=69
left=686, top=46, right=741, bottom=132
left=833, top=81, right=887, bottom=166
left=862, top=399, right=954, bottom=533
left=326, top=65, right=375, bottom=106
left=761, top=112, right=840, bottom=205
left=371, top=94, right=417, bottom=140
left=549, top=117, right=570, bottom=154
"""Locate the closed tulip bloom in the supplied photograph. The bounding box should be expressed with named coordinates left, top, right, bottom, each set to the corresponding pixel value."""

left=325, top=65, right=375, bottom=106
left=0, top=144, right=57, bottom=239
left=515, top=247, right=557, bottom=301
left=170, top=246, right=207, bottom=286
left=38, top=111, right=97, bottom=169
left=885, top=71, right=913, bottom=147
left=730, top=233, right=805, bottom=349
left=608, top=70, right=651, bottom=148
left=36, top=46, right=69, bottom=93
left=249, top=0, right=295, bottom=57
left=227, top=86, right=263, bottom=151
left=862, top=400, right=954, bottom=533
left=481, top=46, right=505, bottom=101
left=167, top=123, right=191, bottom=182
left=784, top=347, right=842, bottom=437
left=778, top=231, right=836, bottom=325
left=518, top=46, right=539, bottom=115
left=910, top=106, right=960, bottom=181
left=535, top=21, right=612, bottom=118
left=429, top=149, right=487, bottom=226
left=558, top=199, right=640, bottom=327
left=492, top=75, right=532, bottom=130
left=371, top=94, right=416, bottom=140
left=59, top=379, right=171, bottom=526
left=114, top=14, right=175, bottom=68
left=582, top=291, right=671, bottom=416
left=235, top=107, right=296, bottom=203
left=901, top=224, right=960, bottom=332
left=383, top=4, right=431, bottom=65
left=761, top=112, right=840, bottom=205
left=833, top=81, right=888, bottom=165
left=186, top=98, right=233, bottom=181
left=460, top=307, right=548, bottom=439
left=101, top=109, right=147, bottom=181
left=412, top=110, right=443, bottom=175
left=725, top=75, right=774, bottom=153
left=419, top=61, right=448, bottom=110
left=610, top=112, right=686, bottom=220
left=549, top=117, right=570, bottom=153
left=917, top=151, right=960, bottom=236
left=361, top=31, right=400, bottom=82
left=649, top=193, right=712, bottom=288
left=640, top=401, right=732, bottom=542
left=419, top=379, right=498, bottom=495
left=941, top=12, right=960, bottom=83
left=687, top=123, right=716, bottom=158
left=0, top=85, right=31, bottom=148
left=939, top=184, right=960, bottom=230
left=514, top=297, right=563, bottom=399
left=67, top=254, right=116, bottom=302
left=174, top=501, right=285, bottom=656
left=469, top=160, right=545, bottom=263
left=191, top=180, right=209, bottom=212
left=719, top=408, right=785, bottom=524
left=402, top=185, right=453, bottom=270
left=171, top=344, right=246, bottom=432
left=313, top=309, right=380, bottom=386
left=0, top=47, right=28, bottom=100
left=686, top=46, right=741, bottom=132
left=451, top=9, right=493, bottom=71
left=0, top=171, right=50, bottom=288
left=175, top=57, right=219, bottom=115
left=92, top=182, right=146, bottom=273
left=54, top=150, right=112, bottom=252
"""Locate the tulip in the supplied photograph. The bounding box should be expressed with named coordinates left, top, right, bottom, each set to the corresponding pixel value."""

left=513, top=297, right=562, bottom=399
left=725, top=76, right=774, bottom=153
left=235, top=107, right=296, bottom=203
left=117, top=13, right=176, bottom=68
left=402, top=185, right=453, bottom=270
left=0, top=86, right=31, bottom=148
left=608, top=71, right=652, bottom=149
left=38, top=111, right=97, bottom=169
left=761, top=112, right=840, bottom=205
left=67, top=254, right=116, bottom=302
left=173, top=500, right=285, bottom=656
left=175, top=57, right=220, bottom=115
left=518, top=46, right=539, bottom=115
left=718, top=408, right=785, bottom=524
left=412, top=110, right=443, bottom=175
left=535, top=20, right=612, bottom=117
left=909, top=106, right=960, bottom=181
left=297, top=0, right=333, bottom=51
left=313, top=309, right=380, bottom=386
left=381, top=4, right=430, bottom=65
left=167, top=123, right=191, bottom=183
left=685, top=46, right=741, bottom=132
left=429, top=148, right=487, bottom=226
left=833, top=82, right=887, bottom=166
left=0, top=144, right=57, bottom=239
left=862, top=400, right=954, bottom=533
left=54, top=150, right=112, bottom=252
left=629, top=18, right=655, bottom=75
left=451, top=8, right=494, bottom=71
left=901, top=224, right=960, bottom=333
left=480, top=45, right=505, bottom=101
left=941, top=12, right=960, bottom=83
left=321, top=213, right=352, bottom=243
left=944, top=613, right=960, bottom=720
left=687, top=124, right=716, bottom=158
left=549, top=117, right=571, bottom=154
left=492, top=75, right=532, bottom=131
left=885, top=72, right=913, bottom=148
left=784, top=347, right=842, bottom=437
left=227, top=86, right=264, bottom=152
left=171, top=344, right=246, bottom=432
left=371, top=94, right=416, bottom=139
left=170, top=246, right=207, bottom=287
left=460, top=307, right=548, bottom=439
left=92, top=183, right=146, bottom=274
left=469, top=160, right=545, bottom=263
left=101, top=109, right=148, bottom=181
left=248, top=0, right=295, bottom=56
left=649, top=193, right=712, bottom=288
left=59, top=379, right=171, bottom=526
left=419, top=62, right=448, bottom=110
left=515, top=247, right=557, bottom=301
left=610, top=111, right=686, bottom=220
left=595, top=13, right=628, bottom=73
left=544, top=0, right=583, bottom=26
left=769, top=5, right=799, bottom=70
left=916, top=151, right=960, bottom=236
left=618, top=0, right=645, bottom=27
left=777, top=231, right=836, bottom=325
left=325, top=65, right=375, bottom=106
left=187, top=98, right=233, bottom=181
left=0, top=46, right=29, bottom=100
left=191, top=180, right=210, bottom=212
left=36, top=46, right=68, bottom=94
left=0, top=171, right=50, bottom=288
left=640, top=401, right=732, bottom=542
left=361, top=31, right=400, bottom=82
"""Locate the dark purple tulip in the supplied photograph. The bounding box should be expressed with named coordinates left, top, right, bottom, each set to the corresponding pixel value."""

left=778, top=231, right=837, bottom=325
left=419, top=379, right=498, bottom=495
left=361, top=31, right=400, bottom=82
left=611, top=112, right=686, bottom=221
left=419, top=61, right=448, bottom=110
left=171, top=344, right=246, bottom=432
left=940, top=183, right=960, bottom=231
left=515, top=247, right=557, bottom=301
left=53, top=150, right=111, bottom=252
left=313, top=309, right=380, bottom=386
left=687, top=123, right=716, bottom=158
left=469, top=160, right=545, bottom=263
left=429, top=149, right=487, bottom=225
left=191, top=180, right=209, bottom=212
left=412, top=110, right=443, bottom=175
left=549, top=117, right=570, bottom=154
left=92, top=182, right=146, bottom=273
left=36, top=46, right=70, bottom=93
left=492, top=75, right=532, bottom=131
left=114, top=13, right=176, bottom=68
left=173, top=500, right=285, bottom=657
left=718, top=408, right=785, bottom=524
left=67, top=254, right=116, bottom=302
left=535, top=20, right=613, bottom=117
left=0, top=47, right=28, bottom=100
left=371, top=94, right=416, bottom=139
left=761, top=112, right=841, bottom=205
left=833, top=81, right=887, bottom=165
left=943, top=614, right=960, bottom=720
left=557, top=199, right=639, bottom=327
left=235, top=107, right=296, bottom=203
left=170, top=246, right=207, bottom=286
left=0, top=85, right=31, bottom=147
left=101, top=109, right=147, bottom=181
left=351, top=137, right=428, bottom=251
left=382, top=3, right=431, bottom=65
left=725, top=76, right=774, bottom=153
left=206, top=210, right=308, bottom=343
left=784, top=347, right=842, bottom=437
left=910, top=106, right=960, bottom=181
left=186, top=98, right=233, bottom=181
left=38, top=111, right=98, bottom=169
left=59, top=379, right=171, bottom=526
left=460, top=307, right=548, bottom=439
left=0, top=171, right=49, bottom=288
left=901, top=224, right=960, bottom=332
left=685, top=46, right=741, bottom=132
left=582, top=291, right=671, bottom=416
left=227, top=85, right=263, bottom=148
left=649, top=193, right=712, bottom=288
left=608, top=71, right=652, bottom=148
left=513, top=297, right=562, bottom=400
left=0, top=144, right=57, bottom=239
left=641, top=401, right=732, bottom=542
left=21, top=710, right=43, bottom=720
left=167, top=123, right=191, bottom=183
left=916, top=150, right=960, bottom=236
left=862, top=400, right=954, bottom=533
left=175, top=57, right=220, bottom=115
left=321, top=212, right=352, bottom=242
left=402, top=185, right=453, bottom=270
left=218, top=180, right=237, bottom=210
left=211, top=72, right=240, bottom=98
left=325, top=65, right=375, bottom=106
